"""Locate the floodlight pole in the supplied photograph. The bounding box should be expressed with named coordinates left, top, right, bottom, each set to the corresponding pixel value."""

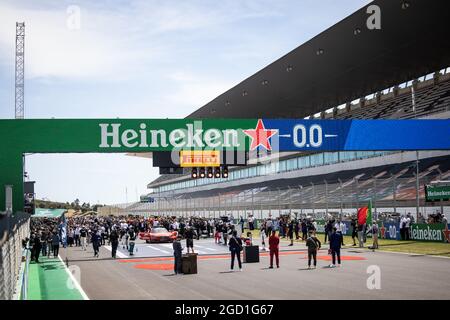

left=15, top=22, right=25, bottom=119
left=411, top=85, right=420, bottom=222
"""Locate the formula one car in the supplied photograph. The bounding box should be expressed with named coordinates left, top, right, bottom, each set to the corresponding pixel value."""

left=139, top=227, right=178, bottom=243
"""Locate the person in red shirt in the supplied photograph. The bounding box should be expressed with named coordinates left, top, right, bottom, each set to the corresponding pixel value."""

left=268, top=230, right=280, bottom=268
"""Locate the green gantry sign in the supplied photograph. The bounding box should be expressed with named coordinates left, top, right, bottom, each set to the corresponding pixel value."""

left=2, top=118, right=450, bottom=213
left=0, top=119, right=255, bottom=213
left=425, top=185, right=450, bottom=201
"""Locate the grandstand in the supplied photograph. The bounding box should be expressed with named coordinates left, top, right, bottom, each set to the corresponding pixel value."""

left=100, top=0, right=450, bottom=221
left=104, top=74, right=450, bottom=219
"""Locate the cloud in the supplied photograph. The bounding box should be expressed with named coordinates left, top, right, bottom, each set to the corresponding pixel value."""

left=0, top=0, right=283, bottom=82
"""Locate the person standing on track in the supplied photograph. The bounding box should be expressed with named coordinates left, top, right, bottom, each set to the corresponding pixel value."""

left=248, top=215, right=254, bottom=231
left=229, top=230, right=243, bottom=272
left=222, top=223, right=229, bottom=246
left=128, top=227, right=136, bottom=256
left=268, top=230, right=280, bottom=269
left=52, top=231, right=60, bottom=258
left=34, top=233, right=42, bottom=263
left=74, top=225, right=81, bottom=247
left=367, top=221, right=379, bottom=251
left=288, top=220, right=294, bottom=246
left=92, top=229, right=101, bottom=258
left=324, top=219, right=332, bottom=244
left=185, top=226, right=195, bottom=254
left=329, top=227, right=342, bottom=268
left=79, top=225, right=87, bottom=251
left=239, top=216, right=245, bottom=234
left=260, top=223, right=268, bottom=251
left=306, top=230, right=321, bottom=269
left=351, top=217, right=358, bottom=246
left=109, top=227, right=119, bottom=259
left=301, top=219, right=307, bottom=241
left=173, top=235, right=183, bottom=275
left=357, top=222, right=364, bottom=248
left=294, top=219, right=300, bottom=240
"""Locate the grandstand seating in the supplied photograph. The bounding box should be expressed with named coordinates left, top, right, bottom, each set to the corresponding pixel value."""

left=335, top=75, right=450, bottom=120
left=126, top=71, right=450, bottom=218
left=119, top=154, right=450, bottom=216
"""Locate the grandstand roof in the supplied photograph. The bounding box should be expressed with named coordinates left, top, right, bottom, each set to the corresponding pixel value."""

left=188, top=0, right=450, bottom=119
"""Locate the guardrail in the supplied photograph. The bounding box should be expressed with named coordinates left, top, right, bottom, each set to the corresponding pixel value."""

left=0, top=212, right=30, bottom=300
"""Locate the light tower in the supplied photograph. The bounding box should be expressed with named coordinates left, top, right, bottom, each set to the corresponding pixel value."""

left=15, top=22, right=25, bottom=119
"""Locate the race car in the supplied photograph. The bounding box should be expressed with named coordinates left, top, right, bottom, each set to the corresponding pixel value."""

left=139, top=227, right=178, bottom=243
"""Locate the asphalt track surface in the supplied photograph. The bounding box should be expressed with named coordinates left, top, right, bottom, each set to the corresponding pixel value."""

left=59, top=238, right=450, bottom=300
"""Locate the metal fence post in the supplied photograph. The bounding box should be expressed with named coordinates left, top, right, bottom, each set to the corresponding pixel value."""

left=311, top=182, right=315, bottom=217
left=338, top=178, right=343, bottom=218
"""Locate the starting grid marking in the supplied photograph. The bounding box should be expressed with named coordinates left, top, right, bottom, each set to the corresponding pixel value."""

left=106, top=241, right=231, bottom=258
left=103, top=245, right=128, bottom=258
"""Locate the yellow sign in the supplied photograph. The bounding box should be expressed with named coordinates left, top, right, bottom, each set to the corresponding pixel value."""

left=180, top=150, right=220, bottom=167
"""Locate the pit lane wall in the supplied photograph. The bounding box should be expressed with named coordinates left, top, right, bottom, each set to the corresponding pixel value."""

left=0, top=212, right=30, bottom=300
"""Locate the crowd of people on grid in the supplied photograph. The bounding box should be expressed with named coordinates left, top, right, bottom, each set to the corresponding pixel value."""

left=28, top=212, right=395, bottom=272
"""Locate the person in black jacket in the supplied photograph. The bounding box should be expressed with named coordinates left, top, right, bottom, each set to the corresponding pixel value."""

left=128, top=227, right=136, bottom=256
left=324, top=219, right=333, bottom=243
left=228, top=230, right=243, bottom=271
left=51, top=232, right=60, bottom=258
left=34, top=234, right=42, bottom=263
left=350, top=218, right=358, bottom=246
left=294, top=220, right=300, bottom=240
left=288, top=220, right=294, bottom=246
left=329, top=227, right=342, bottom=268
left=305, top=231, right=321, bottom=269
left=109, top=228, right=119, bottom=258
left=91, top=230, right=101, bottom=258
left=185, top=227, right=195, bottom=253
left=173, top=236, right=183, bottom=274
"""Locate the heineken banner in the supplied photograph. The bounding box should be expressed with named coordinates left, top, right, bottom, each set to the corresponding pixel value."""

left=425, top=185, right=450, bottom=202
left=1, top=118, right=450, bottom=212
left=410, top=223, right=450, bottom=243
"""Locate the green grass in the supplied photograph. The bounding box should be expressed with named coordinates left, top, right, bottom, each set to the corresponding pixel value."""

left=243, top=229, right=450, bottom=257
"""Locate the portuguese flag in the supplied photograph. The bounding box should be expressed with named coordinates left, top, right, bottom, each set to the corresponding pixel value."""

left=357, top=200, right=372, bottom=226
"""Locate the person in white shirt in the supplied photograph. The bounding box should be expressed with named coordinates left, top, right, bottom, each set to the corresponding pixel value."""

left=266, top=218, right=273, bottom=236
left=312, top=220, right=318, bottom=234
left=400, top=215, right=407, bottom=240
left=74, top=226, right=81, bottom=247
left=260, top=223, right=267, bottom=251
left=248, top=215, right=254, bottom=230
left=405, top=214, right=411, bottom=240
left=335, top=220, right=345, bottom=246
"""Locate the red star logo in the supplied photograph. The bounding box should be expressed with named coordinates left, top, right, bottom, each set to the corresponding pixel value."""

left=244, top=119, right=277, bottom=151
left=442, top=224, right=450, bottom=243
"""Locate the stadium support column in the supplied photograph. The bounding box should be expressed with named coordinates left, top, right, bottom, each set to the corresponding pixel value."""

left=392, top=173, right=397, bottom=215
left=277, top=188, right=281, bottom=217
left=298, top=185, right=303, bottom=216
left=438, top=169, right=444, bottom=216
left=324, top=180, right=328, bottom=216
left=311, top=182, right=315, bottom=217
left=218, top=193, right=221, bottom=217
left=251, top=189, right=254, bottom=219
left=288, top=186, right=293, bottom=217
left=373, top=176, right=377, bottom=219
left=412, top=85, right=420, bottom=222
left=338, top=179, right=343, bottom=218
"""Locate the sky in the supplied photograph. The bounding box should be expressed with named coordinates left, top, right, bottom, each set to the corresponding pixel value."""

left=0, top=0, right=369, bottom=205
